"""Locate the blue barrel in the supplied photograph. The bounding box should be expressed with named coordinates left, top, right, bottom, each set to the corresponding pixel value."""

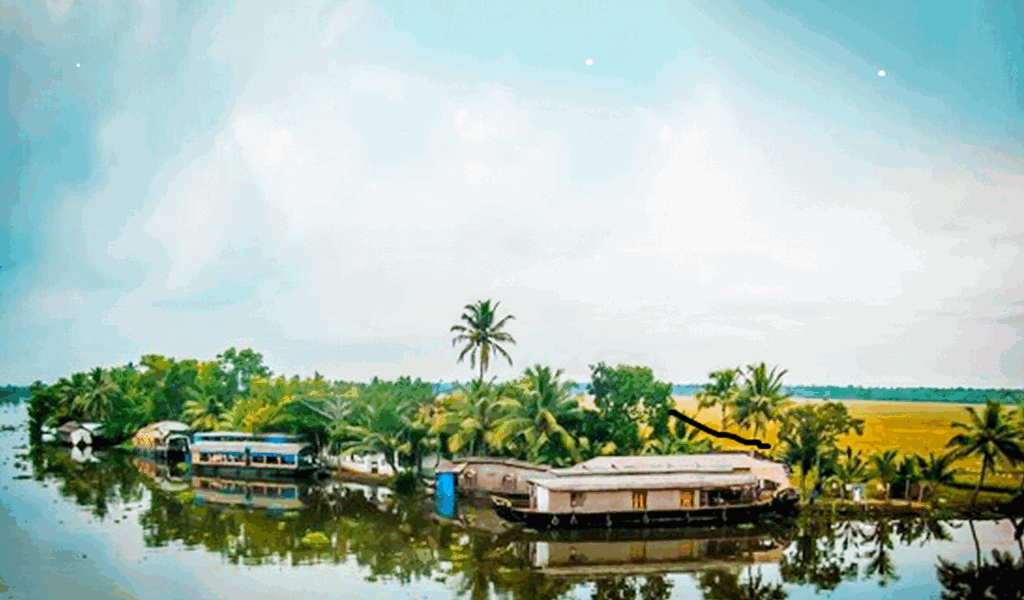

left=435, top=472, right=458, bottom=519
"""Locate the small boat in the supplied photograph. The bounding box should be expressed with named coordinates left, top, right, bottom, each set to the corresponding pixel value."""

left=56, top=421, right=105, bottom=447
left=491, top=454, right=800, bottom=530
left=190, top=431, right=324, bottom=478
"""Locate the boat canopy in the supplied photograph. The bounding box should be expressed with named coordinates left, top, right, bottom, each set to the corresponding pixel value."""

left=560, top=454, right=767, bottom=473
left=528, top=472, right=758, bottom=492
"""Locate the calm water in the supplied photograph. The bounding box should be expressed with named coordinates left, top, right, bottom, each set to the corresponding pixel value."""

left=2, top=401, right=1023, bottom=600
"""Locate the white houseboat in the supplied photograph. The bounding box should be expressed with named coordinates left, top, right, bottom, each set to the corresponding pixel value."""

left=190, top=431, right=323, bottom=477
left=492, top=453, right=799, bottom=529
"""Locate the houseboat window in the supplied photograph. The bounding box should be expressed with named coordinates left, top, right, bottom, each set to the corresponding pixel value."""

left=281, top=455, right=296, bottom=465
left=570, top=492, right=586, bottom=508
left=680, top=490, right=694, bottom=508
left=251, top=485, right=265, bottom=495
left=200, top=453, right=210, bottom=462
left=282, top=487, right=297, bottom=499
left=266, top=455, right=280, bottom=465
left=631, top=491, right=647, bottom=510
left=253, top=455, right=265, bottom=464
left=232, top=453, right=245, bottom=463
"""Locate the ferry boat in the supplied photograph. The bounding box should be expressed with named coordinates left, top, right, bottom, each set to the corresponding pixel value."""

left=190, top=431, right=324, bottom=478
left=491, top=453, right=800, bottom=530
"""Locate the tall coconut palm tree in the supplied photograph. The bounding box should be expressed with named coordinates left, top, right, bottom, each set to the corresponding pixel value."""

left=490, top=365, right=583, bottom=465
left=896, top=454, right=922, bottom=504
left=733, top=363, right=792, bottom=440
left=871, top=449, right=900, bottom=501
left=946, top=400, right=1024, bottom=506
left=450, top=300, right=516, bottom=382
left=695, top=367, right=741, bottom=430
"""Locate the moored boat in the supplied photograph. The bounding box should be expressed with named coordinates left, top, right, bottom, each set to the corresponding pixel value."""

left=190, top=431, right=325, bottom=478
left=132, top=421, right=191, bottom=461
left=491, top=453, right=800, bottom=530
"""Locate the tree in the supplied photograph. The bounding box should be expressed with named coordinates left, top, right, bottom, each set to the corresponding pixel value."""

left=216, top=347, right=271, bottom=404
left=490, top=365, right=584, bottom=465
left=916, top=451, right=959, bottom=504
left=733, top=363, right=792, bottom=440
left=895, top=454, right=922, bottom=503
left=74, top=367, right=118, bottom=420
left=776, top=402, right=865, bottom=499
left=695, top=367, right=741, bottom=430
left=871, top=450, right=900, bottom=501
left=827, top=446, right=870, bottom=501
left=586, top=363, right=674, bottom=456
left=450, top=300, right=517, bottom=382
left=431, top=379, right=510, bottom=457
left=946, top=400, right=1024, bottom=506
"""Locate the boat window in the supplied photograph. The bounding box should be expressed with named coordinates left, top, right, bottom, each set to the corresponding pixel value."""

left=200, top=453, right=210, bottom=462
left=253, top=455, right=265, bottom=464
left=631, top=491, right=647, bottom=510
left=251, top=485, right=265, bottom=495
left=266, top=455, right=280, bottom=465
left=282, top=487, right=297, bottom=499
left=570, top=492, right=586, bottom=508
left=680, top=490, right=694, bottom=508
left=281, top=455, right=296, bottom=465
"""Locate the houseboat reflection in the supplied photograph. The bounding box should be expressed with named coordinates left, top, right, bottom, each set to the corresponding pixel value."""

left=526, top=527, right=785, bottom=577
left=191, top=475, right=306, bottom=511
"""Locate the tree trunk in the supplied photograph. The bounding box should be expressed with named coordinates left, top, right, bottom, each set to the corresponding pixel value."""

left=969, top=519, right=981, bottom=568
left=971, top=461, right=989, bottom=507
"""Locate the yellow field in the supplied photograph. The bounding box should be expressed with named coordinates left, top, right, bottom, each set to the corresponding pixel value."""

left=673, top=397, right=1024, bottom=486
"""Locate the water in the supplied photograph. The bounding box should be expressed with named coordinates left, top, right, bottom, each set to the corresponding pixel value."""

left=2, top=401, right=1023, bottom=600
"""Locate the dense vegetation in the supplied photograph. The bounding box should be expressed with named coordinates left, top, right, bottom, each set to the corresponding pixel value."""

left=22, top=298, right=1024, bottom=506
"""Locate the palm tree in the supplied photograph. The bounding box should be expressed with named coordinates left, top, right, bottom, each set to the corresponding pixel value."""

left=946, top=400, right=1024, bottom=506
left=450, top=300, right=516, bottom=382
left=733, top=363, right=792, bottom=440
left=695, top=367, right=741, bottom=430
left=871, top=450, right=899, bottom=500
left=74, top=367, right=118, bottom=421
left=829, top=446, right=870, bottom=501
left=896, top=454, right=922, bottom=504
left=431, top=380, right=510, bottom=456
left=916, top=452, right=959, bottom=504
left=183, top=386, right=225, bottom=431
left=490, top=365, right=583, bottom=465
left=642, top=410, right=713, bottom=456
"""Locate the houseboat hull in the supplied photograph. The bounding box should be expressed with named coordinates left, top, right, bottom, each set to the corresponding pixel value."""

left=493, top=496, right=798, bottom=530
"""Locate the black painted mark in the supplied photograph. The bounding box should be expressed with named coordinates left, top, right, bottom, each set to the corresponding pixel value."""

left=668, top=409, right=771, bottom=450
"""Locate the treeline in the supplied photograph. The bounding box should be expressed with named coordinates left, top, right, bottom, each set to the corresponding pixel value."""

left=674, top=385, right=1022, bottom=404
left=26, top=348, right=718, bottom=474
left=0, top=385, right=30, bottom=405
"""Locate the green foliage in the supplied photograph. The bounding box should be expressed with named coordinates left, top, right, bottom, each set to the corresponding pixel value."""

left=946, top=400, right=1024, bottom=506
left=733, top=363, right=792, bottom=439
left=777, top=402, right=865, bottom=497
left=586, top=363, right=673, bottom=456
left=490, top=365, right=585, bottom=466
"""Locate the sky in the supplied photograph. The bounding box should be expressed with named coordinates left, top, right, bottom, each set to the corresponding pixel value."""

left=1, top=0, right=1022, bottom=388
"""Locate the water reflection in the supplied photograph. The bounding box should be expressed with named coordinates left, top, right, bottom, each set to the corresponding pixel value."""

left=14, top=442, right=1024, bottom=600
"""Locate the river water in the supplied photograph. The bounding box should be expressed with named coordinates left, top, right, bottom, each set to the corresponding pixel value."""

left=2, top=401, right=1022, bottom=600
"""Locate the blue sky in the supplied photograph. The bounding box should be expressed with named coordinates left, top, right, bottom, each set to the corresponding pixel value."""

left=1, top=0, right=1022, bottom=387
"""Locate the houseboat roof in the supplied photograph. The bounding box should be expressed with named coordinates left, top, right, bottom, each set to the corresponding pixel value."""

left=558, top=453, right=776, bottom=474
left=134, top=421, right=189, bottom=439
left=528, top=471, right=758, bottom=491
left=436, top=457, right=555, bottom=474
